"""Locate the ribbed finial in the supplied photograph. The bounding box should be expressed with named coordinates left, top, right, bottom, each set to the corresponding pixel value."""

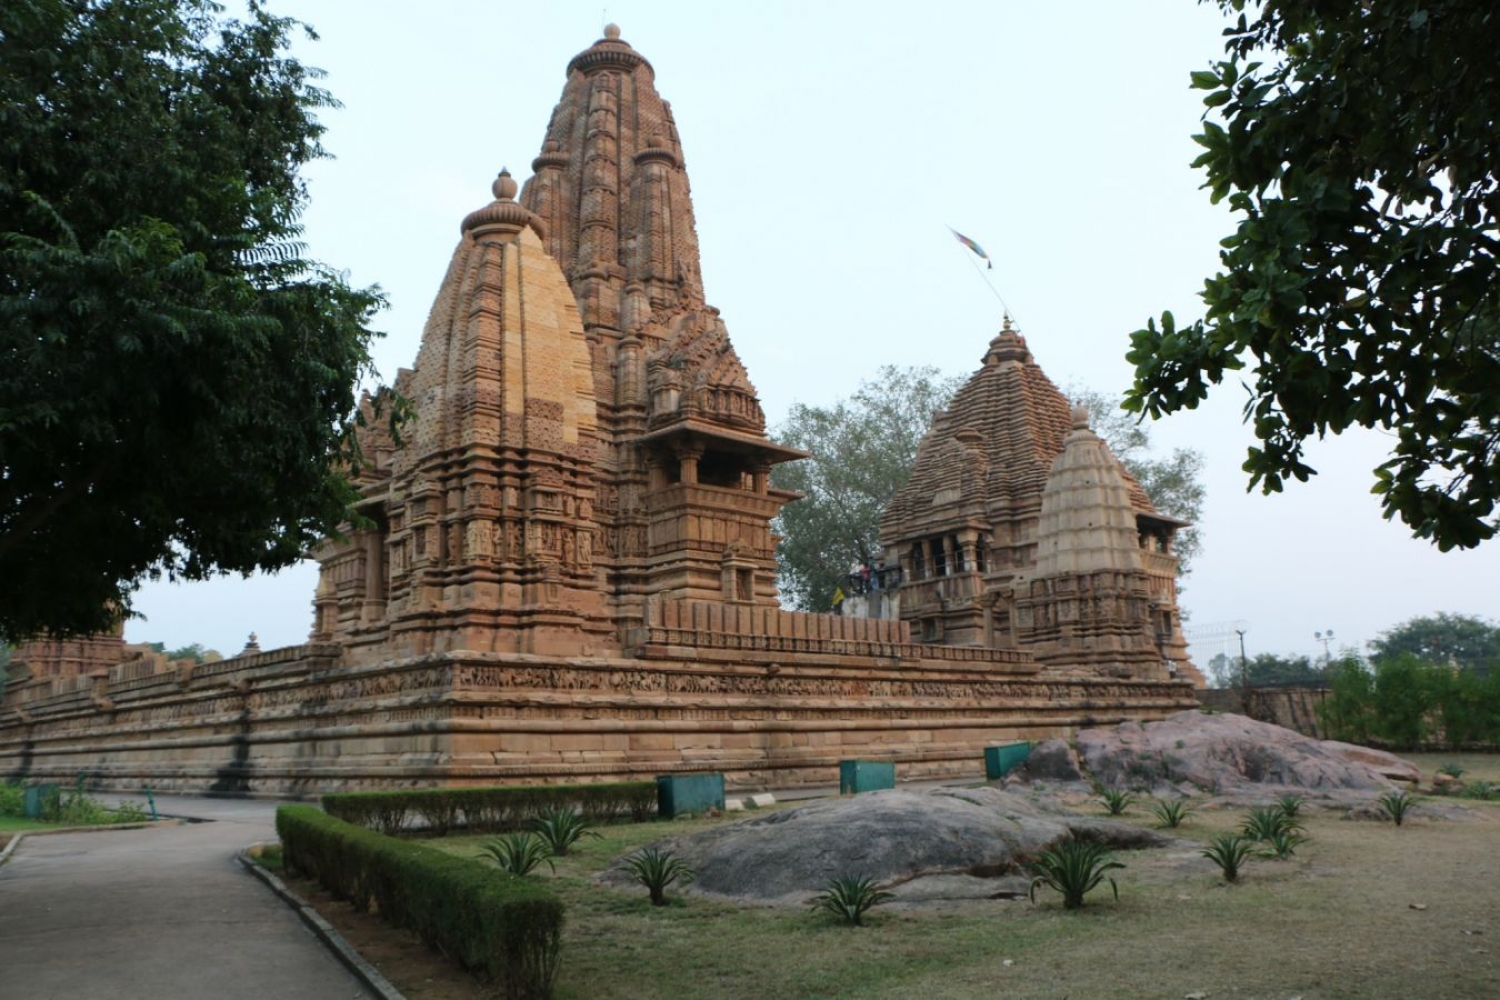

left=492, top=168, right=518, bottom=202
left=1071, top=403, right=1090, bottom=430
left=604, top=23, right=621, bottom=40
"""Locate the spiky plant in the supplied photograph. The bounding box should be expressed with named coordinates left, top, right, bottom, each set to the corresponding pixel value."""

left=625, top=846, right=695, bottom=906
left=1258, top=828, right=1310, bottom=860
left=1202, top=834, right=1254, bottom=883
left=1099, top=787, right=1135, bottom=816
left=1150, top=798, right=1194, bottom=829
left=528, top=806, right=601, bottom=857
left=1459, top=781, right=1496, bottom=801
left=481, top=832, right=556, bottom=877
left=1276, top=793, right=1306, bottom=819
left=1243, top=805, right=1303, bottom=842
left=1026, top=839, right=1125, bottom=910
left=1438, top=762, right=1465, bottom=779
left=810, top=875, right=895, bottom=927
left=1377, top=789, right=1417, bottom=826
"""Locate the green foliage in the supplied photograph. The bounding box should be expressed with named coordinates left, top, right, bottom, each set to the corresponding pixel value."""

left=322, top=782, right=657, bottom=836
left=111, top=800, right=151, bottom=824
left=482, top=833, right=556, bottom=877
left=809, top=875, right=895, bottom=927
left=1201, top=834, right=1254, bottom=883
left=1370, top=614, right=1500, bottom=675
left=1458, top=781, right=1496, bottom=801
left=0, top=781, right=22, bottom=817
left=276, top=806, right=564, bottom=999
left=1099, top=788, right=1135, bottom=816
left=1242, top=805, right=1303, bottom=842
left=1317, top=657, right=1375, bottom=743
left=1257, top=828, right=1310, bottom=861
left=1066, top=387, right=1207, bottom=572
left=1276, top=794, right=1306, bottom=819
left=1026, top=839, right=1124, bottom=910
left=771, top=365, right=962, bottom=611
left=1372, top=655, right=1438, bottom=749
left=1438, top=762, right=1466, bottom=779
left=1150, top=798, right=1194, bottom=829
left=1128, top=0, right=1500, bottom=550
left=0, top=0, right=391, bottom=641
left=624, top=846, right=695, bottom=907
left=1244, top=653, right=1326, bottom=688
left=1318, top=653, right=1500, bottom=747
left=1377, top=790, right=1417, bottom=826
left=528, top=807, right=600, bottom=858
left=163, top=644, right=222, bottom=665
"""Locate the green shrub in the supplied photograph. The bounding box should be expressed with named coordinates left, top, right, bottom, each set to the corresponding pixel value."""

left=810, top=875, right=895, bottom=927
left=1150, top=798, right=1194, bottom=829
left=1026, top=839, right=1124, bottom=910
left=1258, top=828, right=1310, bottom=860
left=1276, top=794, right=1306, bottom=819
left=1372, top=655, right=1436, bottom=748
left=482, top=833, right=555, bottom=877
left=1098, top=788, right=1134, bottom=816
left=277, top=806, right=564, bottom=999
left=322, top=781, right=657, bottom=837
left=110, top=800, right=151, bottom=824
left=1242, top=805, right=1302, bottom=842
left=1459, top=781, right=1497, bottom=801
left=1202, top=834, right=1254, bottom=883
left=1377, top=789, right=1417, bottom=826
left=528, top=807, right=600, bottom=857
left=624, top=846, right=695, bottom=907
left=1438, top=762, right=1466, bottom=779
left=0, top=782, right=22, bottom=818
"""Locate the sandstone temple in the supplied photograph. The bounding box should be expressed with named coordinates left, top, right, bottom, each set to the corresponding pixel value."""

left=0, top=28, right=1200, bottom=795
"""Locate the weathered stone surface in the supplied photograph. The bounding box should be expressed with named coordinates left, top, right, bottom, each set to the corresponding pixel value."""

left=1322, top=740, right=1422, bottom=784
left=1074, top=710, right=1404, bottom=793
left=1018, top=739, right=1084, bottom=782
left=599, top=786, right=1170, bottom=904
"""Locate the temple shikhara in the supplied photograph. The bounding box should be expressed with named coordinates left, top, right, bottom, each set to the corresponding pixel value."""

left=1, top=28, right=1200, bottom=794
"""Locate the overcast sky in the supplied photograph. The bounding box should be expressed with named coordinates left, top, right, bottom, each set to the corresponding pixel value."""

left=126, top=1, right=1500, bottom=668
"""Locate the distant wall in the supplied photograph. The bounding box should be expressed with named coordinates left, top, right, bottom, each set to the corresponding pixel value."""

left=1197, top=686, right=1328, bottom=739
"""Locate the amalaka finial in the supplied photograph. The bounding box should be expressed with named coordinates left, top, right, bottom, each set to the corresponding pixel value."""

left=1002, top=312, right=1014, bottom=332
left=604, top=23, right=622, bottom=41
left=492, top=168, right=519, bottom=202
left=1070, top=403, right=1090, bottom=430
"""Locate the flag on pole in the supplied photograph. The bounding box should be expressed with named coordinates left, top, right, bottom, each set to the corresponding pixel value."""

left=948, top=227, right=992, bottom=269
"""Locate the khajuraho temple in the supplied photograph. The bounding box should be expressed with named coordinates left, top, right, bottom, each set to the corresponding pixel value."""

left=0, top=28, right=1200, bottom=795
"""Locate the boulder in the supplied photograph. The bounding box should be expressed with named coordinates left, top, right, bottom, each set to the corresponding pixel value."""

left=1074, top=710, right=1407, bottom=794
left=1019, top=739, right=1084, bottom=781
left=1322, top=740, right=1422, bottom=784
left=598, top=785, right=1169, bottom=904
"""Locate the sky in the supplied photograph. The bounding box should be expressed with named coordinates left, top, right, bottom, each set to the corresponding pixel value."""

left=125, top=1, right=1500, bottom=669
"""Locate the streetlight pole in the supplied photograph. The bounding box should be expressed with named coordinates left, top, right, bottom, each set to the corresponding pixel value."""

left=1235, top=628, right=1249, bottom=712
left=1314, top=629, right=1335, bottom=666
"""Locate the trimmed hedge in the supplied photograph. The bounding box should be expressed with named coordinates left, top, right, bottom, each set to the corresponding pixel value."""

left=322, top=781, right=657, bottom=837
left=276, top=806, right=563, bottom=1000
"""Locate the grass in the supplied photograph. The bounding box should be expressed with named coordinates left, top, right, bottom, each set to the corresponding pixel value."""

left=1405, top=751, right=1500, bottom=784
left=0, top=815, right=54, bottom=833
left=406, top=787, right=1500, bottom=999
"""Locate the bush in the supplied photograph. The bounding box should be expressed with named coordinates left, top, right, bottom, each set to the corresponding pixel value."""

left=0, top=782, right=22, bottom=818
left=1150, top=798, right=1194, bottom=829
left=277, top=806, right=564, bottom=999
left=623, top=846, right=695, bottom=907
left=323, top=781, right=657, bottom=837
left=1026, top=839, right=1124, bottom=910
left=1377, top=789, right=1417, bottom=826
left=482, top=833, right=555, bottom=877
left=1202, top=834, right=1254, bottom=883
left=528, top=807, right=600, bottom=857
left=1098, top=788, right=1134, bottom=816
left=1243, top=805, right=1303, bottom=842
left=810, top=875, right=895, bottom=927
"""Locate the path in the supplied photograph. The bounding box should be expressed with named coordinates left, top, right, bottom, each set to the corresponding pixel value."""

left=0, top=795, right=369, bottom=999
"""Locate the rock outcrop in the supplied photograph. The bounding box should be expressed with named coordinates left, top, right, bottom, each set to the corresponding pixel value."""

left=600, top=786, right=1169, bottom=904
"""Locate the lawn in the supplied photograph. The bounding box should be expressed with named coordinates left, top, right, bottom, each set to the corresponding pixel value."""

left=399, top=789, right=1500, bottom=1000
left=0, top=815, right=54, bottom=833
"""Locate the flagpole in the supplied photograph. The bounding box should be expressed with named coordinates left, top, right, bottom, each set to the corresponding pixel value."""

left=947, top=225, right=1016, bottom=325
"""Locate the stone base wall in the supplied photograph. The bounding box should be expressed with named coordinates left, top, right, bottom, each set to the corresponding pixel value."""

left=1, top=643, right=1199, bottom=796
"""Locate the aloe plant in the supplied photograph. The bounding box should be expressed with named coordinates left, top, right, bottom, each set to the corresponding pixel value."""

left=1202, top=834, right=1254, bottom=883
left=810, top=875, right=895, bottom=926
left=1258, top=828, right=1310, bottom=860
left=1099, top=787, right=1135, bottom=816
left=1276, top=793, right=1306, bottom=819
left=625, top=846, right=695, bottom=906
left=1243, top=805, right=1303, bottom=842
left=481, top=832, right=556, bottom=876
left=1438, top=762, right=1465, bottom=779
left=1027, top=839, right=1124, bottom=910
left=528, top=806, right=600, bottom=857
left=1378, top=789, right=1417, bottom=826
left=1150, top=798, right=1194, bottom=829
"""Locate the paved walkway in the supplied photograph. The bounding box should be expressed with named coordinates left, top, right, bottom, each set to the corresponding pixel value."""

left=0, top=795, right=369, bottom=1000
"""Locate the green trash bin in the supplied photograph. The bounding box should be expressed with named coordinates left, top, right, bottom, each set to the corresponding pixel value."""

left=23, top=783, right=60, bottom=820
left=984, top=742, right=1032, bottom=780
left=839, top=759, right=895, bottom=795
left=656, top=773, right=725, bottom=818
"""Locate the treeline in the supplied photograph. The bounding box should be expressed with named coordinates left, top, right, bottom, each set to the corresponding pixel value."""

left=1317, top=655, right=1500, bottom=750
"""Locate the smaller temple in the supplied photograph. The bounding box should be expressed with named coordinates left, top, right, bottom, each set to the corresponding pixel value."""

left=877, top=318, right=1201, bottom=684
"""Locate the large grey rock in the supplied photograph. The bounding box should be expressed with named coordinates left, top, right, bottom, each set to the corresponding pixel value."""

left=1074, top=709, right=1415, bottom=793
left=1019, top=739, right=1084, bottom=781
left=598, top=786, right=1168, bottom=904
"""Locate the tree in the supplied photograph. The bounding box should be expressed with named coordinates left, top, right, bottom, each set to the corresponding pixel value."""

left=1127, top=0, right=1500, bottom=551
left=772, top=366, right=962, bottom=611
left=1243, top=652, right=1323, bottom=688
left=1368, top=612, right=1500, bottom=675
left=0, top=1, right=387, bottom=642
left=1068, top=387, right=1207, bottom=572
left=163, top=644, right=223, bottom=665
